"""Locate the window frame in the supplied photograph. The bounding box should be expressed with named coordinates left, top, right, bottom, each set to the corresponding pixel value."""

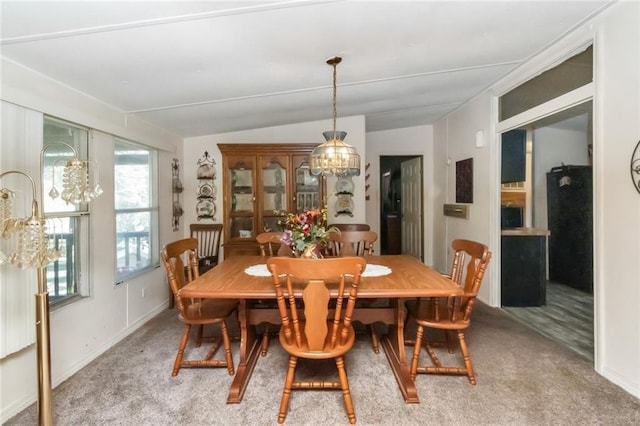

left=42, top=116, right=91, bottom=306
left=114, top=138, right=159, bottom=283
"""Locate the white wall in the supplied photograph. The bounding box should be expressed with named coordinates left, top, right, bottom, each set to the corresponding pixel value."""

left=0, top=59, right=183, bottom=422
left=593, top=0, right=640, bottom=399
left=366, top=126, right=434, bottom=265
left=181, top=116, right=367, bottom=257
left=432, top=95, right=494, bottom=299
left=433, top=1, right=640, bottom=398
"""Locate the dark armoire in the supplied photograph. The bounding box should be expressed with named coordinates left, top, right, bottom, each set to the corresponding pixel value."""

left=546, top=165, right=593, bottom=293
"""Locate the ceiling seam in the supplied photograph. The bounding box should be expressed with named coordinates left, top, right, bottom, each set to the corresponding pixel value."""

left=1, top=0, right=341, bottom=45
left=127, top=62, right=519, bottom=114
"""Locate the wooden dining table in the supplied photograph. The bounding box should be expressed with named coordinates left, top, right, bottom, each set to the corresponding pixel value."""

left=179, top=254, right=462, bottom=404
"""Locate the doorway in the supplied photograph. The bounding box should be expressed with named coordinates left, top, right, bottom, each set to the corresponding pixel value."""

left=501, top=101, right=594, bottom=361
left=379, top=155, right=422, bottom=258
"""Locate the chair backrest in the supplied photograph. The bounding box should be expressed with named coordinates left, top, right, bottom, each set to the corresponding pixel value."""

left=161, top=238, right=200, bottom=314
left=266, top=257, right=367, bottom=350
left=327, top=230, right=378, bottom=257
left=447, top=239, right=492, bottom=320
left=189, top=223, right=223, bottom=262
left=256, top=232, right=293, bottom=257
left=330, top=223, right=371, bottom=232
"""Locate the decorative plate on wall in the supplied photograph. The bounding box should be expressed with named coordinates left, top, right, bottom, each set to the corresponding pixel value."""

left=198, top=182, right=215, bottom=198
left=335, top=193, right=354, bottom=217
left=196, top=198, right=215, bottom=220
left=335, top=177, right=354, bottom=194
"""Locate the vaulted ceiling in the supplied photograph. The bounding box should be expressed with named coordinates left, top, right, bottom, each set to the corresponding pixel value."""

left=0, top=1, right=610, bottom=138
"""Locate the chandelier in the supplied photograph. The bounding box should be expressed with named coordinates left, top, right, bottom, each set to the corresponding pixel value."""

left=310, top=56, right=361, bottom=177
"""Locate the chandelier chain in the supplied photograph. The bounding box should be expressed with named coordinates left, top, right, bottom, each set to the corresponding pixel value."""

left=332, top=60, right=337, bottom=137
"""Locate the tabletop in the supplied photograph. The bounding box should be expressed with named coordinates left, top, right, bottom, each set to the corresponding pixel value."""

left=180, top=254, right=462, bottom=299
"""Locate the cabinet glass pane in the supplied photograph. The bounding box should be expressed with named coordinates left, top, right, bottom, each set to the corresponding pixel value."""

left=232, top=168, right=253, bottom=213
left=263, top=163, right=287, bottom=212
left=231, top=217, right=253, bottom=238
left=262, top=216, right=283, bottom=233
left=295, top=162, right=321, bottom=212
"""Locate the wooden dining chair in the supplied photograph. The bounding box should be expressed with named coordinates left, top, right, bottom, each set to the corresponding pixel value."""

left=266, top=257, right=367, bottom=425
left=326, top=230, right=377, bottom=257
left=256, top=231, right=293, bottom=257
left=329, top=223, right=371, bottom=232
left=405, top=239, right=491, bottom=385
left=161, top=238, right=237, bottom=377
left=189, top=223, right=223, bottom=274
left=327, top=230, right=381, bottom=353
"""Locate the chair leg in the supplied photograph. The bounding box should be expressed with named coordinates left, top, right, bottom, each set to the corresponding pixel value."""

left=195, top=324, right=204, bottom=347
left=445, top=330, right=455, bottom=353
left=410, top=324, right=424, bottom=381
left=457, top=330, right=476, bottom=385
left=220, top=320, right=235, bottom=375
left=368, top=324, right=380, bottom=354
left=336, top=356, right=356, bottom=424
left=278, top=356, right=298, bottom=424
left=172, top=324, right=191, bottom=376
left=261, top=325, right=270, bottom=356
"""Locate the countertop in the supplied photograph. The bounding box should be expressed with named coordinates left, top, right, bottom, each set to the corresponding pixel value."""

left=501, top=228, right=551, bottom=236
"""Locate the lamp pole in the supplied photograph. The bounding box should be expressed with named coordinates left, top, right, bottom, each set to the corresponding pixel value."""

left=35, top=267, right=53, bottom=426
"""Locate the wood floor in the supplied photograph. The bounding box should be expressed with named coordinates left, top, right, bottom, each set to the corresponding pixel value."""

left=503, top=281, right=594, bottom=362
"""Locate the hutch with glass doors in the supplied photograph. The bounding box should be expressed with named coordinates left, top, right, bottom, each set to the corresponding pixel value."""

left=218, top=143, right=325, bottom=258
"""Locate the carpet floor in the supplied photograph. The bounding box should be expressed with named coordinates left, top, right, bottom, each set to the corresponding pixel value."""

left=6, top=301, right=640, bottom=425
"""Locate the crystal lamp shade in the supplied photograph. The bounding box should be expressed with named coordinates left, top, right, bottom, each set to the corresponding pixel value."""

left=49, top=159, right=103, bottom=204
left=310, top=131, right=361, bottom=177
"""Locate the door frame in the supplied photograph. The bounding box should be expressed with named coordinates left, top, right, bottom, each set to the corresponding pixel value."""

left=379, top=155, right=423, bottom=258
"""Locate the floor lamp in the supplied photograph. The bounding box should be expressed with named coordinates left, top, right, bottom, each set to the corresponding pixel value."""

left=0, top=143, right=101, bottom=425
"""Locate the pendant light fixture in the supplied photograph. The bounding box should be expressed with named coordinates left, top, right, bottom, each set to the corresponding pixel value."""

left=310, top=56, right=361, bottom=177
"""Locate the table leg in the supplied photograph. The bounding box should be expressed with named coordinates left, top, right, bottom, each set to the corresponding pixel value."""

left=227, top=300, right=261, bottom=403
left=380, top=298, right=419, bottom=403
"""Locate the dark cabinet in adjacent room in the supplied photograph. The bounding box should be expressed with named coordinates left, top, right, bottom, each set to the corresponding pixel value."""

left=501, top=231, right=549, bottom=307
left=546, top=165, right=593, bottom=293
left=501, top=129, right=527, bottom=184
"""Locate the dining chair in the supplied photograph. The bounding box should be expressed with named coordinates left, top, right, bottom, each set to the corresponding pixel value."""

left=329, top=223, right=371, bottom=232
left=189, top=223, right=223, bottom=274
left=327, top=230, right=381, bottom=353
left=326, top=230, right=377, bottom=257
left=266, top=256, right=367, bottom=425
left=161, top=238, right=237, bottom=377
left=405, top=239, right=491, bottom=385
left=256, top=231, right=293, bottom=257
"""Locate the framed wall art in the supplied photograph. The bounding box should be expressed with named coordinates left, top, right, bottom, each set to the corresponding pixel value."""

left=456, top=157, right=473, bottom=204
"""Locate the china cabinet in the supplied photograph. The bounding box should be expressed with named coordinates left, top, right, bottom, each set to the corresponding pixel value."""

left=218, top=143, right=324, bottom=258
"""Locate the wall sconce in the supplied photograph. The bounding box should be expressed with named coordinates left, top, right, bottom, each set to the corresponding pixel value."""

left=0, top=142, right=102, bottom=426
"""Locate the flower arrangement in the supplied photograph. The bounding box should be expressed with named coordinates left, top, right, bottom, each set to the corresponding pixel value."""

left=278, top=207, right=337, bottom=256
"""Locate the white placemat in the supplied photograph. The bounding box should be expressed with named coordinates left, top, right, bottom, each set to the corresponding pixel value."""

left=244, top=264, right=271, bottom=277
left=244, top=263, right=391, bottom=277
left=362, top=264, right=392, bottom=277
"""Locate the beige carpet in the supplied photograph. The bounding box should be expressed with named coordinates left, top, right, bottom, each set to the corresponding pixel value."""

left=6, top=302, right=640, bottom=425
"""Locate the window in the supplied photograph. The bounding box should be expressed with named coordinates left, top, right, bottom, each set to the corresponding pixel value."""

left=499, top=45, right=593, bottom=121
left=114, top=139, right=158, bottom=282
left=42, top=117, right=91, bottom=305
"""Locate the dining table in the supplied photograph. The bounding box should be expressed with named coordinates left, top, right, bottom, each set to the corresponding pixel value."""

left=179, top=254, right=463, bottom=404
